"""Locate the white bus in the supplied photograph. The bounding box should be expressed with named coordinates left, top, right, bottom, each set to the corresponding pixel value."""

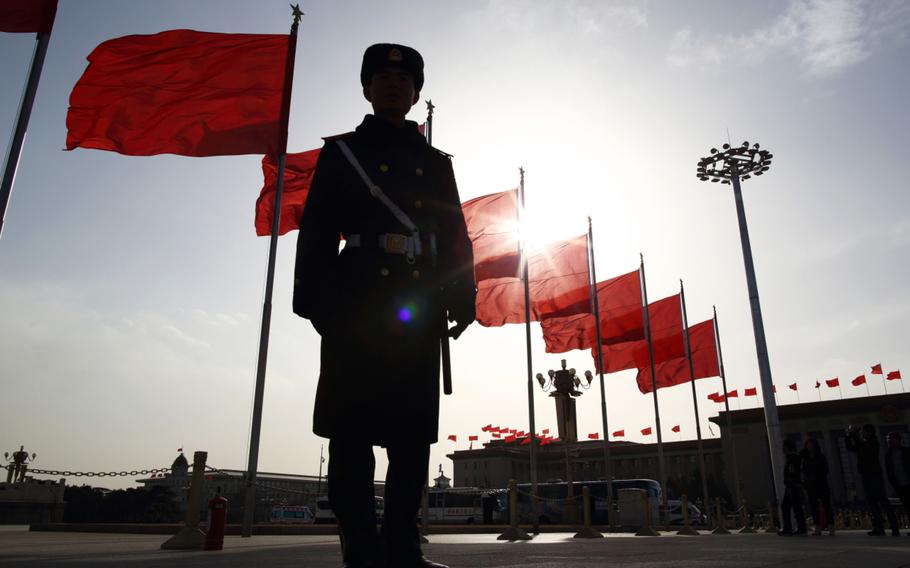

left=426, top=488, right=507, bottom=524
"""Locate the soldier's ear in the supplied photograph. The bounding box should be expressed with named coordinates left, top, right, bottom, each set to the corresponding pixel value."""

left=412, top=91, right=420, bottom=105
left=363, top=86, right=373, bottom=103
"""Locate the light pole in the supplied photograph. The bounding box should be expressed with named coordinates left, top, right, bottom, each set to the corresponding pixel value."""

left=697, top=141, right=784, bottom=515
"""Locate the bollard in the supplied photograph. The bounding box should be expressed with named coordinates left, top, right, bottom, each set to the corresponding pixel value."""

left=162, top=451, right=208, bottom=550
left=497, top=479, right=532, bottom=541
left=676, top=494, right=699, bottom=536
left=762, top=501, right=776, bottom=533
left=635, top=490, right=660, bottom=537
left=739, top=499, right=756, bottom=533
left=573, top=487, right=604, bottom=539
left=711, top=498, right=730, bottom=535
left=204, top=488, right=228, bottom=551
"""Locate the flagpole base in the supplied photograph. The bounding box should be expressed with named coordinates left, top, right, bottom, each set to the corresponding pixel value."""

left=676, top=525, right=699, bottom=536
left=497, top=527, right=532, bottom=541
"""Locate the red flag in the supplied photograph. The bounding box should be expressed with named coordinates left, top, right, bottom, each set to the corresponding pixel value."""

left=744, top=387, right=757, bottom=396
left=852, top=375, right=867, bottom=386
left=520, top=437, right=531, bottom=445
left=468, top=435, right=478, bottom=441
left=541, top=270, right=643, bottom=353
left=254, top=148, right=320, bottom=236
left=462, top=189, right=520, bottom=282
left=593, top=294, right=684, bottom=374
left=815, top=380, right=821, bottom=389
left=871, top=363, right=883, bottom=375
left=481, top=424, right=492, bottom=432
left=177, top=447, right=183, bottom=452
left=612, top=429, right=625, bottom=437
left=707, top=392, right=721, bottom=402
left=491, top=432, right=501, bottom=438
left=671, top=425, right=680, bottom=433
left=0, top=0, right=57, bottom=33
left=476, top=235, right=591, bottom=326
left=541, top=428, right=550, bottom=435
left=886, top=370, right=902, bottom=381
left=67, top=30, right=294, bottom=157
left=447, top=435, right=457, bottom=442
left=635, top=319, right=718, bottom=394
left=788, top=383, right=798, bottom=391
left=825, top=378, right=840, bottom=388
left=640, top=427, right=652, bottom=436
left=587, top=433, right=600, bottom=440
left=503, top=435, right=516, bottom=443
left=726, top=389, right=738, bottom=398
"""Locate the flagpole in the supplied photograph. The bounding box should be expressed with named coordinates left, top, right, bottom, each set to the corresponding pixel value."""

left=837, top=381, right=843, bottom=399
left=242, top=6, right=301, bottom=538
left=0, top=28, right=53, bottom=239
left=680, top=281, right=710, bottom=514
left=639, top=254, right=668, bottom=514
left=713, top=306, right=743, bottom=509
left=795, top=385, right=800, bottom=404
left=816, top=381, right=821, bottom=402
left=587, top=217, right=614, bottom=529
left=519, top=167, right=539, bottom=534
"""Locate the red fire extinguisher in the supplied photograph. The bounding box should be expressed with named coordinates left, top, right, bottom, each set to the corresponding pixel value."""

left=205, top=487, right=228, bottom=551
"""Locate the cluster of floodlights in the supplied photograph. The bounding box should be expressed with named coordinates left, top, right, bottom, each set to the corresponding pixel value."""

left=697, top=142, right=773, bottom=184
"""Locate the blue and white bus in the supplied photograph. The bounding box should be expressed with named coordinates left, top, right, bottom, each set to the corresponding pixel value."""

left=514, top=479, right=662, bottom=525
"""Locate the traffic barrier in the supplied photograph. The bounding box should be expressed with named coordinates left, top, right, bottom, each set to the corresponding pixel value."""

left=635, top=490, right=659, bottom=537
left=573, top=486, right=603, bottom=539
left=676, top=494, right=698, bottom=536
left=739, top=500, right=756, bottom=533
left=161, top=451, right=207, bottom=550
left=711, top=498, right=730, bottom=535
left=497, top=479, right=532, bottom=541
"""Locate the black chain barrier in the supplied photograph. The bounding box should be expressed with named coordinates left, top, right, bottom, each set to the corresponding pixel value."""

left=0, top=463, right=171, bottom=478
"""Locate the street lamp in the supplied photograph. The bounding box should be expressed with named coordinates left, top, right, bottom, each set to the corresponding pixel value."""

left=697, top=141, right=784, bottom=515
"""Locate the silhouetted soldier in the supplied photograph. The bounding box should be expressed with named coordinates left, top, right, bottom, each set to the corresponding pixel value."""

left=846, top=424, right=900, bottom=536
left=778, top=439, right=807, bottom=536
left=294, top=44, right=476, bottom=568
left=884, top=432, right=910, bottom=529
left=801, top=438, right=834, bottom=536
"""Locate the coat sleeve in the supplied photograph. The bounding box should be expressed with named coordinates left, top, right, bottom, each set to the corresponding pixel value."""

left=436, top=155, right=476, bottom=321
left=293, top=142, right=342, bottom=330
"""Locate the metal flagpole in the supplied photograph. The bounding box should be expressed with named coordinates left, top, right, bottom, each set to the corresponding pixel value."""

left=680, top=281, right=710, bottom=515
left=587, top=217, right=615, bottom=529
left=0, top=28, right=53, bottom=238
left=242, top=6, right=301, bottom=537
left=639, top=254, right=668, bottom=514
left=519, top=167, right=539, bottom=534
left=712, top=307, right=743, bottom=510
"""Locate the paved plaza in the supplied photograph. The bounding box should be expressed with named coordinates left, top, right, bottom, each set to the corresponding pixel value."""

left=1, top=527, right=910, bottom=567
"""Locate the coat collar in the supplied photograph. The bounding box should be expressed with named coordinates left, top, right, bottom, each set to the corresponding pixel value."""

left=356, top=114, right=426, bottom=148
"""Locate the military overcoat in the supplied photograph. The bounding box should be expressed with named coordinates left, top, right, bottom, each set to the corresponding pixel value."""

left=294, top=115, right=476, bottom=446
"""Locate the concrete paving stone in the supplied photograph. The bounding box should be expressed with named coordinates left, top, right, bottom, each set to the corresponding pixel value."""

left=0, top=529, right=909, bottom=567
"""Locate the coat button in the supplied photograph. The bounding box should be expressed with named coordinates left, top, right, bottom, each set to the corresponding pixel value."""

left=414, top=200, right=422, bottom=209
left=412, top=270, right=420, bottom=279
left=379, top=164, right=389, bottom=173
left=380, top=268, right=390, bottom=276
left=415, top=167, right=424, bottom=176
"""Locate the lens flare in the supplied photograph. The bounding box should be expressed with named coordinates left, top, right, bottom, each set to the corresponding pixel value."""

left=397, top=307, right=412, bottom=322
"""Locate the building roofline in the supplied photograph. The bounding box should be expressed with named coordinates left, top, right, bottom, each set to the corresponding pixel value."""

left=709, top=391, right=910, bottom=426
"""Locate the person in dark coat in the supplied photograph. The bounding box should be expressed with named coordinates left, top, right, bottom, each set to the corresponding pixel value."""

left=779, top=439, right=807, bottom=536
left=884, top=432, right=910, bottom=526
left=845, top=424, right=900, bottom=536
left=294, top=44, right=476, bottom=568
left=801, top=438, right=835, bottom=535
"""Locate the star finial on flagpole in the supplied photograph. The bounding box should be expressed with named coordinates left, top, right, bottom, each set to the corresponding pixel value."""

left=291, top=4, right=304, bottom=25
left=426, top=99, right=435, bottom=118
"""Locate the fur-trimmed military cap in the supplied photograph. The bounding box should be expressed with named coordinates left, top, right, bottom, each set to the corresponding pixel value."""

left=360, top=43, right=424, bottom=92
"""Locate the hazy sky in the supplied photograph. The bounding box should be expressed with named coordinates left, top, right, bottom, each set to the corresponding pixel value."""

left=2, top=0, right=908, bottom=489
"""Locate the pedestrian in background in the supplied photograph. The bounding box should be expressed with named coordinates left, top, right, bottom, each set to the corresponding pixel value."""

left=801, top=438, right=835, bottom=535
left=846, top=424, right=900, bottom=536
left=884, top=431, right=910, bottom=532
left=779, top=439, right=807, bottom=536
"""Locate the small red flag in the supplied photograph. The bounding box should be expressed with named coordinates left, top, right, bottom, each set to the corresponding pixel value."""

left=612, top=429, right=625, bottom=437
left=886, top=370, right=902, bottom=381
left=815, top=380, right=821, bottom=389
left=447, top=435, right=457, bottom=442
left=540, top=437, right=551, bottom=446
left=641, top=427, right=652, bottom=436
left=542, top=428, right=550, bottom=434
left=587, top=433, right=599, bottom=440
left=825, top=378, right=840, bottom=387
left=744, top=387, right=757, bottom=397
left=520, top=437, right=531, bottom=445
left=871, top=364, right=883, bottom=375
left=671, top=425, right=680, bottom=433
left=852, top=375, right=866, bottom=386
left=0, top=0, right=57, bottom=33
left=491, top=432, right=501, bottom=438
left=481, top=424, right=492, bottom=432
left=726, top=389, right=738, bottom=398
left=504, top=434, right=517, bottom=443
left=177, top=447, right=183, bottom=452
left=67, top=30, right=294, bottom=157
left=788, top=383, right=798, bottom=391
left=468, top=435, right=478, bottom=441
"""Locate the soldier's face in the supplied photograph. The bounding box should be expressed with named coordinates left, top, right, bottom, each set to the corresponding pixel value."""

left=364, top=68, right=419, bottom=117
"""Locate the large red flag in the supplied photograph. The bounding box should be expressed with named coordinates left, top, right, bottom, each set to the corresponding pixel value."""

left=476, top=234, right=590, bottom=326
left=254, top=148, right=320, bottom=236
left=462, top=189, right=520, bottom=282
left=825, top=378, right=840, bottom=388
left=852, top=375, right=867, bottom=386
left=67, top=30, right=293, bottom=157
left=592, top=294, right=683, bottom=374
left=0, top=0, right=56, bottom=33
left=635, top=319, right=718, bottom=394
left=871, top=364, right=883, bottom=375
left=541, top=269, right=643, bottom=353
left=886, top=370, right=902, bottom=381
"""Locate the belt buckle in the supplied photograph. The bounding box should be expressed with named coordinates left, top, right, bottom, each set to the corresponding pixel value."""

left=385, top=234, right=408, bottom=255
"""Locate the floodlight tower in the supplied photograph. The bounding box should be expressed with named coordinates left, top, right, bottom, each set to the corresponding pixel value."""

left=696, top=142, right=784, bottom=512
